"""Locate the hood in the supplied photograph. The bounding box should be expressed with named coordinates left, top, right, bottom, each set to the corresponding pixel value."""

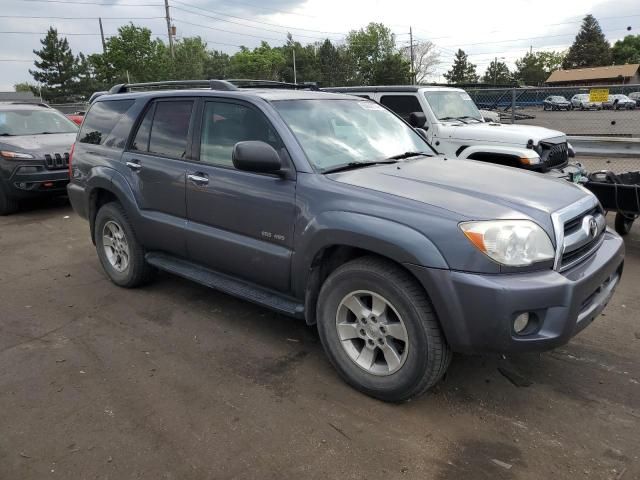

left=442, top=122, right=565, bottom=146
left=0, top=133, right=76, bottom=158
left=330, top=156, right=589, bottom=230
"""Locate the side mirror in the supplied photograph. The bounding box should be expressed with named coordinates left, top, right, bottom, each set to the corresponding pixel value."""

left=232, top=141, right=282, bottom=174
left=408, top=111, right=427, bottom=128
left=415, top=128, right=429, bottom=141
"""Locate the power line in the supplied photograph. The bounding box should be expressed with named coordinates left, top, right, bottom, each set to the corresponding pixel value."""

left=0, top=14, right=165, bottom=19
left=20, top=0, right=164, bottom=6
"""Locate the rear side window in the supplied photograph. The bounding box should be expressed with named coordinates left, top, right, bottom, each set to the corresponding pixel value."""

left=379, top=95, right=422, bottom=121
left=79, top=100, right=134, bottom=146
left=131, top=100, right=193, bottom=159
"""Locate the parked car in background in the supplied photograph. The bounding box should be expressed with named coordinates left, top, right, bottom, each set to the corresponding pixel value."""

left=325, top=86, right=574, bottom=172
left=66, top=111, right=85, bottom=125
left=543, top=96, right=571, bottom=111
left=479, top=109, right=500, bottom=122
left=0, top=102, right=77, bottom=215
left=570, top=94, right=601, bottom=110
left=602, top=94, right=636, bottom=110
left=629, top=92, right=640, bottom=102
left=68, top=80, right=624, bottom=402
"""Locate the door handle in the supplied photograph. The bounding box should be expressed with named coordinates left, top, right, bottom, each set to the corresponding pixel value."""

left=187, top=173, right=209, bottom=186
left=126, top=161, right=142, bottom=171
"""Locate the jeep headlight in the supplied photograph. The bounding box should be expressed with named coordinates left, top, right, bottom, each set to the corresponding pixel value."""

left=460, top=220, right=555, bottom=266
left=0, top=150, right=35, bottom=160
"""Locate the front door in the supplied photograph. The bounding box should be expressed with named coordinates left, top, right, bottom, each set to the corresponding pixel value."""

left=185, top=99, right=296, bottom=293
left=121, top=98, right=196, bottom=257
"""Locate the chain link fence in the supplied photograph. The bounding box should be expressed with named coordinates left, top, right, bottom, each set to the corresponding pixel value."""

left=467, top=84, right=640, bottom=173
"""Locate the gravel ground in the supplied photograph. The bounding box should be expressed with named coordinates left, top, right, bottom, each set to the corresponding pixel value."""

left=0, top=197, right=639, bottom=480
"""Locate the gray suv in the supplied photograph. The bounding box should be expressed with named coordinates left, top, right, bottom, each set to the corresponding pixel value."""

left=67, top=80, right=624, bottom=402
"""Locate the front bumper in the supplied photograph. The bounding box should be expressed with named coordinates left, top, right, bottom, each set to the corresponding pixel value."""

left=407, top=229, right=625, bottom=354
left=1, top=161, right=69, bottom=198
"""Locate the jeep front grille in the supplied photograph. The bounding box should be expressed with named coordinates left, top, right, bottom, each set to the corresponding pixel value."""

left=539, top=141, right=568, bottom=168
left=44, top=152, right=69, bottom=170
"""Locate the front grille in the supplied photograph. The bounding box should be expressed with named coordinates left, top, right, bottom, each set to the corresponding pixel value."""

left=44, top=152, right=69, bottom=170
left=539, top=141, right=568, bottom=168
left=558, top=206, right=606, bottom=271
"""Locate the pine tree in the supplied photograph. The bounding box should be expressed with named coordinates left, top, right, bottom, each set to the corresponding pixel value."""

left=443, top=49, right=479, bottom=84
left=29, top=27, right=78, bottom=102
left=482, top=59, right=511, bottom=85
left=562, top=15, right=611, bottom=69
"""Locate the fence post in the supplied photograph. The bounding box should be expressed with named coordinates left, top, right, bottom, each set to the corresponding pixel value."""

left=511, top=88, right=516, bottom=124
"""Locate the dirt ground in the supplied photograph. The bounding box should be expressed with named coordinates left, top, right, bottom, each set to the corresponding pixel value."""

left=1, top=196, right=639, bottom=480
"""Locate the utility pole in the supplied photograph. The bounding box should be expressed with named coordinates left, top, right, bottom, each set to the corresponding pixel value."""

left=493, top=56, right=497, bottom=87
left=409, top=26, right=415, bottom=85
left=98, top=17, right=106, bottom=53
left=292, top=48, right=297, bottom=84
left=164, top=0, right=174, bottom=59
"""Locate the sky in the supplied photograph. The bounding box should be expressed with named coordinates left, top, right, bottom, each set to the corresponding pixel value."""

left=0, top=0, right=638, bottom=90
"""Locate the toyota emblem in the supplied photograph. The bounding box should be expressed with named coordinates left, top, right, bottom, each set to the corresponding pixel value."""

left=588, top=217, right=598, bottom=238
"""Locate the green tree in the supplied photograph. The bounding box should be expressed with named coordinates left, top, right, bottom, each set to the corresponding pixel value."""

left=280, top=34, right=321, bottom=83
left=172, top=37, right=209, bottom=80
left=562, top=15, right=611, bottom=68
left=228, top=42, right=286, bottom=80
left=73, top=53, right=102, bottom=99
left=612, top=35, right=640, bottom=65
left=29, top=27, right=79, bottom=102
left=204, top=50, right=231, bottom=79
left=482, top=59, right=511, bottom=85
left=443, top=49, right=479, bottom=84
left=317, top=39, right=343, bottom=86
left=345, top=23, right=410, bottom=85
left=514, top=51, right=565, bottom=85
left=14, top=82, right=34, bottom=92
left=91, top=24, right=170, bottom=85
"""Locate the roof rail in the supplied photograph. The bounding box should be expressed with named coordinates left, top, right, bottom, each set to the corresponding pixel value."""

left=106, top=78, right=319, bottom=95
left=0, top=101, right=51, bottom=108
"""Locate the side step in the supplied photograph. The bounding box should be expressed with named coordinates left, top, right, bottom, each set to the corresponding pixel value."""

left=145, top=252, right=305, bottom=318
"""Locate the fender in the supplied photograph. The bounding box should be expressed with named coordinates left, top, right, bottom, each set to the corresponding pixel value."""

left=85, top=166, right=142, bottom=241
left=457, top=144, right=541, bottom=168
left=291, top=211, right=448, bottom=299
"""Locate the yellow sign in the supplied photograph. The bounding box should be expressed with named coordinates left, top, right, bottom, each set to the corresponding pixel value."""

left=589, top=88, right=609, bottom=103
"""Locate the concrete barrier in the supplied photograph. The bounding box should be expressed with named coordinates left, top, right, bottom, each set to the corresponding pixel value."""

left=568, top=136, right=640, bottom=157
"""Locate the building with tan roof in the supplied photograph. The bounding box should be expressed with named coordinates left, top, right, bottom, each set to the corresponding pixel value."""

left=545, top=64, right=639, bottom=86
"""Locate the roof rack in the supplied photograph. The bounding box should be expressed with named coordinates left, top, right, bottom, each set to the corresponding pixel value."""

left=0, top=101, right=51, bottom=108
left=107, top=79, right=318, bottom=95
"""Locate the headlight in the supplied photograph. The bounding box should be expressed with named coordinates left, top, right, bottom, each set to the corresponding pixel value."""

left=460, top=220, right=555, bottom=266
left=0, top=150, right=35, bottom=160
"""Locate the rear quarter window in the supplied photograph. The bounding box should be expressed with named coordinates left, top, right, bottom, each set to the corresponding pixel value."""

left=78, top=99, right=135, bottom=147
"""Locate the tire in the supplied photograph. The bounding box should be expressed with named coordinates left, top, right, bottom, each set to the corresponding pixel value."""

left=543, top=105, right=548, bottom=111
left=316, top=256, right=451, bottom=402
left=615, top=212, right=636, bottom=236
left=94, top=202, right=155, bottom=287
left=0, top=183, right=18, bottom=216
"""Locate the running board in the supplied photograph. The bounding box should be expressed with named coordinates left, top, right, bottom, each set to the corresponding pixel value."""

left=145, top=252, right=305, bottom=318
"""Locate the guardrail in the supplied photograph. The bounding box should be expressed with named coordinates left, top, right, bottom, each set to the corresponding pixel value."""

left=568, top=136, right=640, bottom=157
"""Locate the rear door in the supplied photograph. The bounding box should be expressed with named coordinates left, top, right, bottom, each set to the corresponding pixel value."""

left=185, top=98, right=296, bottom=292
left=121, top=98, right=196, bottom=257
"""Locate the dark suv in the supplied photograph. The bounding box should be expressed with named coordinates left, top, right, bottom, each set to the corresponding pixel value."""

left=0, top=102, right=78, bottom=214
left=67, top=80, right=624, bottom=402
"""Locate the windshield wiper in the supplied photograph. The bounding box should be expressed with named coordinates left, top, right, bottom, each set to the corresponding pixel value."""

left=0, top=133, right=14, bottom=136
left=386, top=151, right=429, bottom=160
left=438, top=116, right=467, bottom=123
left=457, top=115, right=482, bottom=123
left=322, top=159, right=399, bottom=174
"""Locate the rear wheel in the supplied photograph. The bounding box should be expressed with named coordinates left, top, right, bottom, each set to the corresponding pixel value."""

left=316, top=256, right=451, bottom=402
left=94, top=202, right=154, bottom=287
left=615, top=212, right=636, bottom=236
left=0, top=183, right=18, bottom=216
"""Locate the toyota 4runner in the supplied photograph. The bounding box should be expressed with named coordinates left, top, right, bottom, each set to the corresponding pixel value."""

left=67, top=80, right=624, bottom=402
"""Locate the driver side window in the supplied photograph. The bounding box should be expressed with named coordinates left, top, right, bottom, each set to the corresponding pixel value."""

left=199, top=101, right=282, bottom=168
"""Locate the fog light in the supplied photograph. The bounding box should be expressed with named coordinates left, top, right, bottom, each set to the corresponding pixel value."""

left=513, top=313, right=530, bottom=334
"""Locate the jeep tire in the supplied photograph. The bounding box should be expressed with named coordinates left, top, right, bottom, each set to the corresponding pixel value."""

left=316, top=256, right=451, bottom=402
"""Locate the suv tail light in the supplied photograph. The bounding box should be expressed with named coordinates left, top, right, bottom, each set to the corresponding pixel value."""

left=68, top=143, right=75, bottom=178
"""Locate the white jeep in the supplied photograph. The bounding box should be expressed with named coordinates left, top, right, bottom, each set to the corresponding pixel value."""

left=324, top=86, right=574, bottom=172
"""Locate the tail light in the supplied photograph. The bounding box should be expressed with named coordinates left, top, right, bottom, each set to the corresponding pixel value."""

left=68, top=143, right=75, bottom=178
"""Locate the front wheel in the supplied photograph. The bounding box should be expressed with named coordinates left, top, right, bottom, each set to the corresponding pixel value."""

left=316, top=256, right=451, bottom=402
left=0, top=183, right=18, bottom=216
left=615, top=212, right=636, bottom=236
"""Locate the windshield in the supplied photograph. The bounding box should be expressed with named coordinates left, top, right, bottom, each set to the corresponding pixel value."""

left=273, top=99, right=430, bottom=171
left=0, top=109, right=78, bottom=136
left=551, top=96, right=566, bottom=101
left=423, top=90, right=482, bottom=122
